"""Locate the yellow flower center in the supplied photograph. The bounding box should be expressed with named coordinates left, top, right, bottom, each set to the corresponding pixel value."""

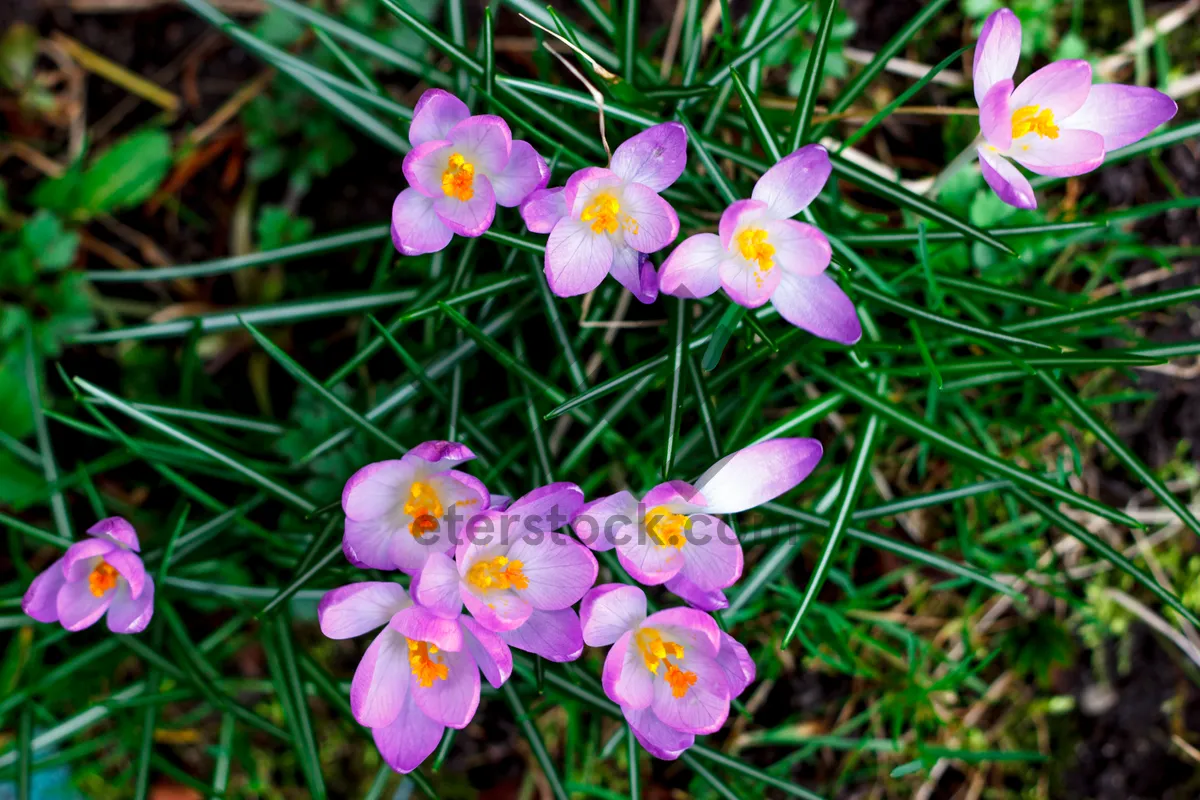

left=407, top=639, right=449, bottom=687
left=736, top=227, right=775, bottom=271
left=581, top=192, right=639, bottom=235
left=441, top=153, right=476, bottom=202
left=88, top=561, right=119, bottom=598
left=634, top=627, right=696, bottom=697
left=465, top=555, right=529, bottom=592
left=644, top=505, right=689, bottom=550
left=1011, top=105, right=1059, bottom=140
left=404, top=481, right=444, bottom=538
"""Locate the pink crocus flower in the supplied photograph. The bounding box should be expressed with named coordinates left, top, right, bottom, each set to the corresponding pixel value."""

left=581, top=584, right=755, bottom=759
left=22, top=517, right=155, bottom=634
left=392, top=89, right=550, bottom=255
left=570, top=439, right=823, bottom=600
left=413, top=483, right=595, bottom=662
left=520, top=122, right=687, bottom=304
left=341, top=441, right=489, bottom=574
left=659, top=145, right=861, bottom=345
left=973, top=8, right=1177, bottom=209
left=318, top=581, right=512, bottom=774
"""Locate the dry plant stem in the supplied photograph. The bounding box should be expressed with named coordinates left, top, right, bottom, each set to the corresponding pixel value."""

left=1105, top=588, right=1200, bottom=669
left=660, top=0, right=688, bottom=80
left=51, top=32, right=180, bottom=112
left=842, top=45, right=966, bottom=86
left=1096, top=0, right=1200, bottom=78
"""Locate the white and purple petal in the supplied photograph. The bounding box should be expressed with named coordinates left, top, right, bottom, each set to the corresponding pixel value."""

left=659, top=233, right=725, bottom=299
left=650, top=654, right=730, bottom=735
left=318, top=581, right=412, bottom=639
left=446, top=114, right=512, bottom=173
left=1010, top=128, right=1105, bottom=178
left=409, top=89, right=470, bottom=147
left=665, top=574, right=729, bottom=612
left=769, top=270, right=863, bottom=345
left=695, top=438, right=824, bottom=515
left=581, top=583, right=648, bottom=647
left=603, top=630, right=654, bottom=709
left=1009, top=59, right=1092, bottom=119
left=391, top=188, right=454, bottom=256
left=608, top=122, right=688, bottom=192
left=973, top=8, right=1021, bottom=105
left=750, top=144, right=831, bottom=219
left=761, top=218, right=831, bottom=277
left=87, top=517, right=140, bottom=550
left=520, top=187, right=568, bottom=234
left=498, top=608, right=584, bottom=662
left=22, top=557, right=66, bottom=623
left=1062, top=83, right=1177, bottom=150
left=977, top=147, right=1037, bottom=210
left=979, top=78, right=1015, bottom=151
left=411, top=646, right=480, bottom=729
left=572, top=491, right=640, bottom=553
left=350, top=626, right=411, bottom=728
left=412, top=552, right=464, bottom=619
left=609, top=246, right=659, bottom=304
left=624, top=705, right=695, bottom=760
left=461, top=616, right=514, bottom=688
left=620, top=183, right=679, bottom=254
left=373, top=690, right=445, bottom=773
left=402, top=139, right=454, bottom=198
left=544, top=217, right=614, bottom=298
left=106, top=575, right=155, bottom=635
left=433, top=173, right=497, bottom=237
left=55, top=577, right=115, bottom=632
left=490, top=139, right=550, bottom=207
left=714, top=631, right=756, bottom=698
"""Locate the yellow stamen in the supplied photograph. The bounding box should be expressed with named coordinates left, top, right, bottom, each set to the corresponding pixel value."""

left=634, top=628, right=695, bottom=696
left=404, top=481, right=444, bottom=538
left=1010, top=105, right=1059, bottom=140
left=580, top=193, right=623, bottom=235
left=644, top=505, right=688, bottom=550
left=441, top=153, right=476, bottom=202
left=663, top=661, right=698, bottom=698
left=88, top=561, right=119, bottom=598
left=466, top=555, right=529, bottom=592
left=407, top=639, right=449, bottom=687
left=735, top=228, right=775, bottom=271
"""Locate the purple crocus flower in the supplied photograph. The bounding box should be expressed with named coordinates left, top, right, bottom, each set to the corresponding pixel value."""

left=318, top=581, right=512, bottom=774
left=973, top=8, right=1177, bottom=209
left=22, top=517, right=155, bottom=634
left=571, top=439, right=823, bottom=602
left=413, top=483, right=595, bottom=662
left=659, top=145, right=861, bottom=345
left=341, top=441, right=489, bottom=574
left=580, top=584, right=755, bottom=759
left=392, top=89, right=550, bottom=255
left=520, top=122, right=687, bottom=304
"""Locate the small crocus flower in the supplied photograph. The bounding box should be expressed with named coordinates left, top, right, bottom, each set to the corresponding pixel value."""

left=520, top=122, right=687, bottom=303
left=973, top=8, right=1177, bottom=209
left=392, top=89, right=550, bottom=255
left=580, top=584, right=755, bottom=759
left=413, top=483, right=595, bottom=662
left=571, top=439, right=823, bottom=598
left=341, top=441, right=489, bottom=574
left=659, top=145, right=862, bottom=345
left=22, top=517, right=155, bottom=634
left=319, top=582, right=512, bottom=774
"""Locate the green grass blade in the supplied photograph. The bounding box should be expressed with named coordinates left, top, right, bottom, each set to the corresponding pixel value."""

left=730, top=67, right=782, bottom=161
left=787, top=0, right=838, bottom=151
left=663, top=298, right=687, bottom=477
left=502, top=682, right=569, bottom=800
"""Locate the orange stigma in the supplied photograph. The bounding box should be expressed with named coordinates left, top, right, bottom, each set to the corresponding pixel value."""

left=407, top=639, right=449, bottom=687
left=88, top=561, right=119, bottom=598
left=441, top=153, right=476, bottom=202
left=644, top=506, right=689, bottom=549
left=404, top=482, right=444, bottom=538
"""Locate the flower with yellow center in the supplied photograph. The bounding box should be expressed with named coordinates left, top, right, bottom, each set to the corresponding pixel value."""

left=634, top=627, right=696, bottom=697
left=466, top=555, right=529, bottom=592
left=404, top=482, right=444, bottom=538
left=441, top=153, right=476, bottom=202
left=1010, top=105, right=1059, bottom=140
left=644, top=505, right=689, bottom=549
left=88, top=561, right=119, bottom=598
left=407, top=639, right=449, bottom=687
left=581, top=193, right=622, bottom=235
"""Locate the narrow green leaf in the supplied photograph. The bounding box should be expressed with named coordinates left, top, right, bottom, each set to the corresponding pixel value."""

left=24, top=331, right=70, bottom=540
left=16, top=708, right=31, bottom=800
left=680, top=752, right=740, bottom=800
left=273, top=615, right=326, bottom=798
left=787, top=0, right=838, bottom=150
left=621, top=0, right=638, bottom=83
left=312, top=25, right=382, bottom=95
left=154, top=505, right=191, bottom=587
left=678, top=117, right=739, bottom=205
left=836, top=221, right=1101, bottom=247
left=730, top=67, right=782, bottom=161
left=502, top=682, right=569, bottom=800
left=260, top=537, right=343, bottom=619
left=703, top=304, right=748, bottom=370
left=663, top=298, right=687, bottom=477
left=627, top=724, right=640, bottom=800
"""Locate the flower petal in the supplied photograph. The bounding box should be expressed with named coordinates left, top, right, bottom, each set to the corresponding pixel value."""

left=770, top=270, right=862, bottom=345
left=412, top=551, right=464, bottom=619
left=679, top=516, right=742, bottom=592
left=390, top=523, right=446, bottom=574
left=22, top=557, right=66, bottom=623
left=505, top=482, right=586, bottom=538
left=977, top=147, right=1037, bottom=210
left=490, top=139, right=549, bottom=207
left=447, top=114, right=512, bottom=173
left=719, top=256, right=781, bottom=308
left=351, top=626, right=411, bottom=727
left=665, top=574, right=729, bottom=612
left=564, top=167, right=622, bottom=214
left=462, top=585, right=533, bottom=632
left=520, top=187, right=568, bottom=234
left=715, top=631, right=756, bottom=698
left=572, top=491, right=639, bottom=552
left=1011, top=128, right=1105, bottom=178
left=608, top=122, right=688, bottom=192
left=624, top=705, right=694, bottom=760
left=718, top=199, right=768, bottom=251
left=408, top=441, right=478, bottom=471
left=642, top=607, right=722, bottom=656
left=610, top=245, right=659, bottom=304
left=581, top=584, right=647, bottom=647
left=695, top=438, right=825, bottom=515
left=659, top=233, right=725, bottom=299
left=761, top=218, right=831, bottom=277
left=318, top=581, right=412, bottom=639
left=434, top=174, right=497, bottom=237
left=979, top=78, right=1014, bottom=151
left=499, top=608, right=584, bottom=662
left=461, top=616, right=514, bottom=687
left=56, top=576, right=115, bottom=632
left=750, top=144, right=831, bottom=219
left=1062, top=83, right=1178, bottom=150
left=343, top=516, right=399, bottom=571
left=106, top=575, right=155, bottom=634
left=87, top=516, right=140, bottom=550
left=390, top=605, right=465, bottom=652
left=1010, top=59, right=1092, bottom=119
left=373, top=690, right=445, bottom=773
left=104, top=549, right=146, bottom=600
left=507, top=537, right=598, bottom=610
left=643, top=481, right=706, bottom=512
left=392, top=188, right=453, bottom=256
left=618, top=535, right=685, bottom=586
left=650, top=653, right=730, bottom=735
left=973, top=8, right=1021, bottom=106
left=620, top=183, right=679, bottom=254
left=604, top=630, right=654, bottom=709
left=544, top=217, right=614, bottom=297
left=411, top=646, right=480, bottom=729
left=62, top=538, right=115, bottom=581
left=409, top=89, right=470, bottom=147
left=402, top=139, right=454, bottom=198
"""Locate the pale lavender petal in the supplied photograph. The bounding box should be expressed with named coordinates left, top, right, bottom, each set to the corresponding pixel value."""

left=751, top=144, right=830, bottom=219
left=351, top=626, right=411, bottom=727
left=318, top=582, right=411, bottom=639
left=447, top=114, right=512, bottom=173
left=679, top=516, right=742, bottom=592
left=62, top=538, right=115, bottom=581
left=1062, top=83, right=1178, bottom=150
left=643, top=481, right=705, bottom=511
left=402, top=139, right=454, bottom=198
left=621, top=183, right=679, bottom=254
left=434, top=174, right=496, bottom=237
left=609, top=246, right=659, bottom=304
left=650, top=653, right=730, bottom=735
left=104, top=549, right=146, bottom=600
left=505, top=482, right=585, bottom=539
left=604, top=630, right=654, bottom=709
left=1011, top=128, right=1105, bottom=178
left=389, top=522, right=444, bottom=574
left=1010, top=59, right=1092, bottom=119
left=581, top=584, right=647, bottom=647
left=659, top=233, right=725, bottom=299
left=373, top=691, right=445, bottom=773
left=624, top=705, right=694, bottom=760
left=977, top=147, right=1037, bottom=210
left=412, top=646, right=480, bottom=729
left=572, top=491, right=640, bottom=553
left=392, top=188, right=453, bottom=256
left=714, top=632, right=756, bottom=698
left=390, top=605, right=465, bottom=652
left=22, top=557, right=66, bottom=623
left=720, top=257, right=781, bottom=308
left=412, top=552, right=463, bottom=619
left=544, top=217, right=614, bottom=297
left=665, top=575, right=729, bottom=612
left=761, top=218, right=831, bottom=277
left=520, top=187, right=568, bottom=234
left=770, top=270, right=862, bottom=345
left=973, top=8, right=1021, bottom=105
left=618, top=535, right=684, bottom=586
left=461, top=585, right=532, bottom=632
left=608, top=121, right=688, bottom=192
left=106, top=575, right=155, bottom=634
left=718, top=199, right=768, bottom=251
left=498, top=608, right=583, bottom=662
left=641, top=607, right=721, bottom=656
left=87, top=517, right=140, bottom=550
left=56, top=577, right=115, bottom=632
left=343, top=516, right=399, bottom=571
left=695, top=438, right=824, bottom=515
left=979, top=78, right=1014, bottom=151
left=507, top=537, right=598, bottom=610
left=490, top=139, right=549, bottom=207
left=564, top=166, right=622, bottom=214
left=461, top=616, right=514, bottom=687
left=409, top=89, right=470, bottom=147
left=408, top=441, right=477, bottom=471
